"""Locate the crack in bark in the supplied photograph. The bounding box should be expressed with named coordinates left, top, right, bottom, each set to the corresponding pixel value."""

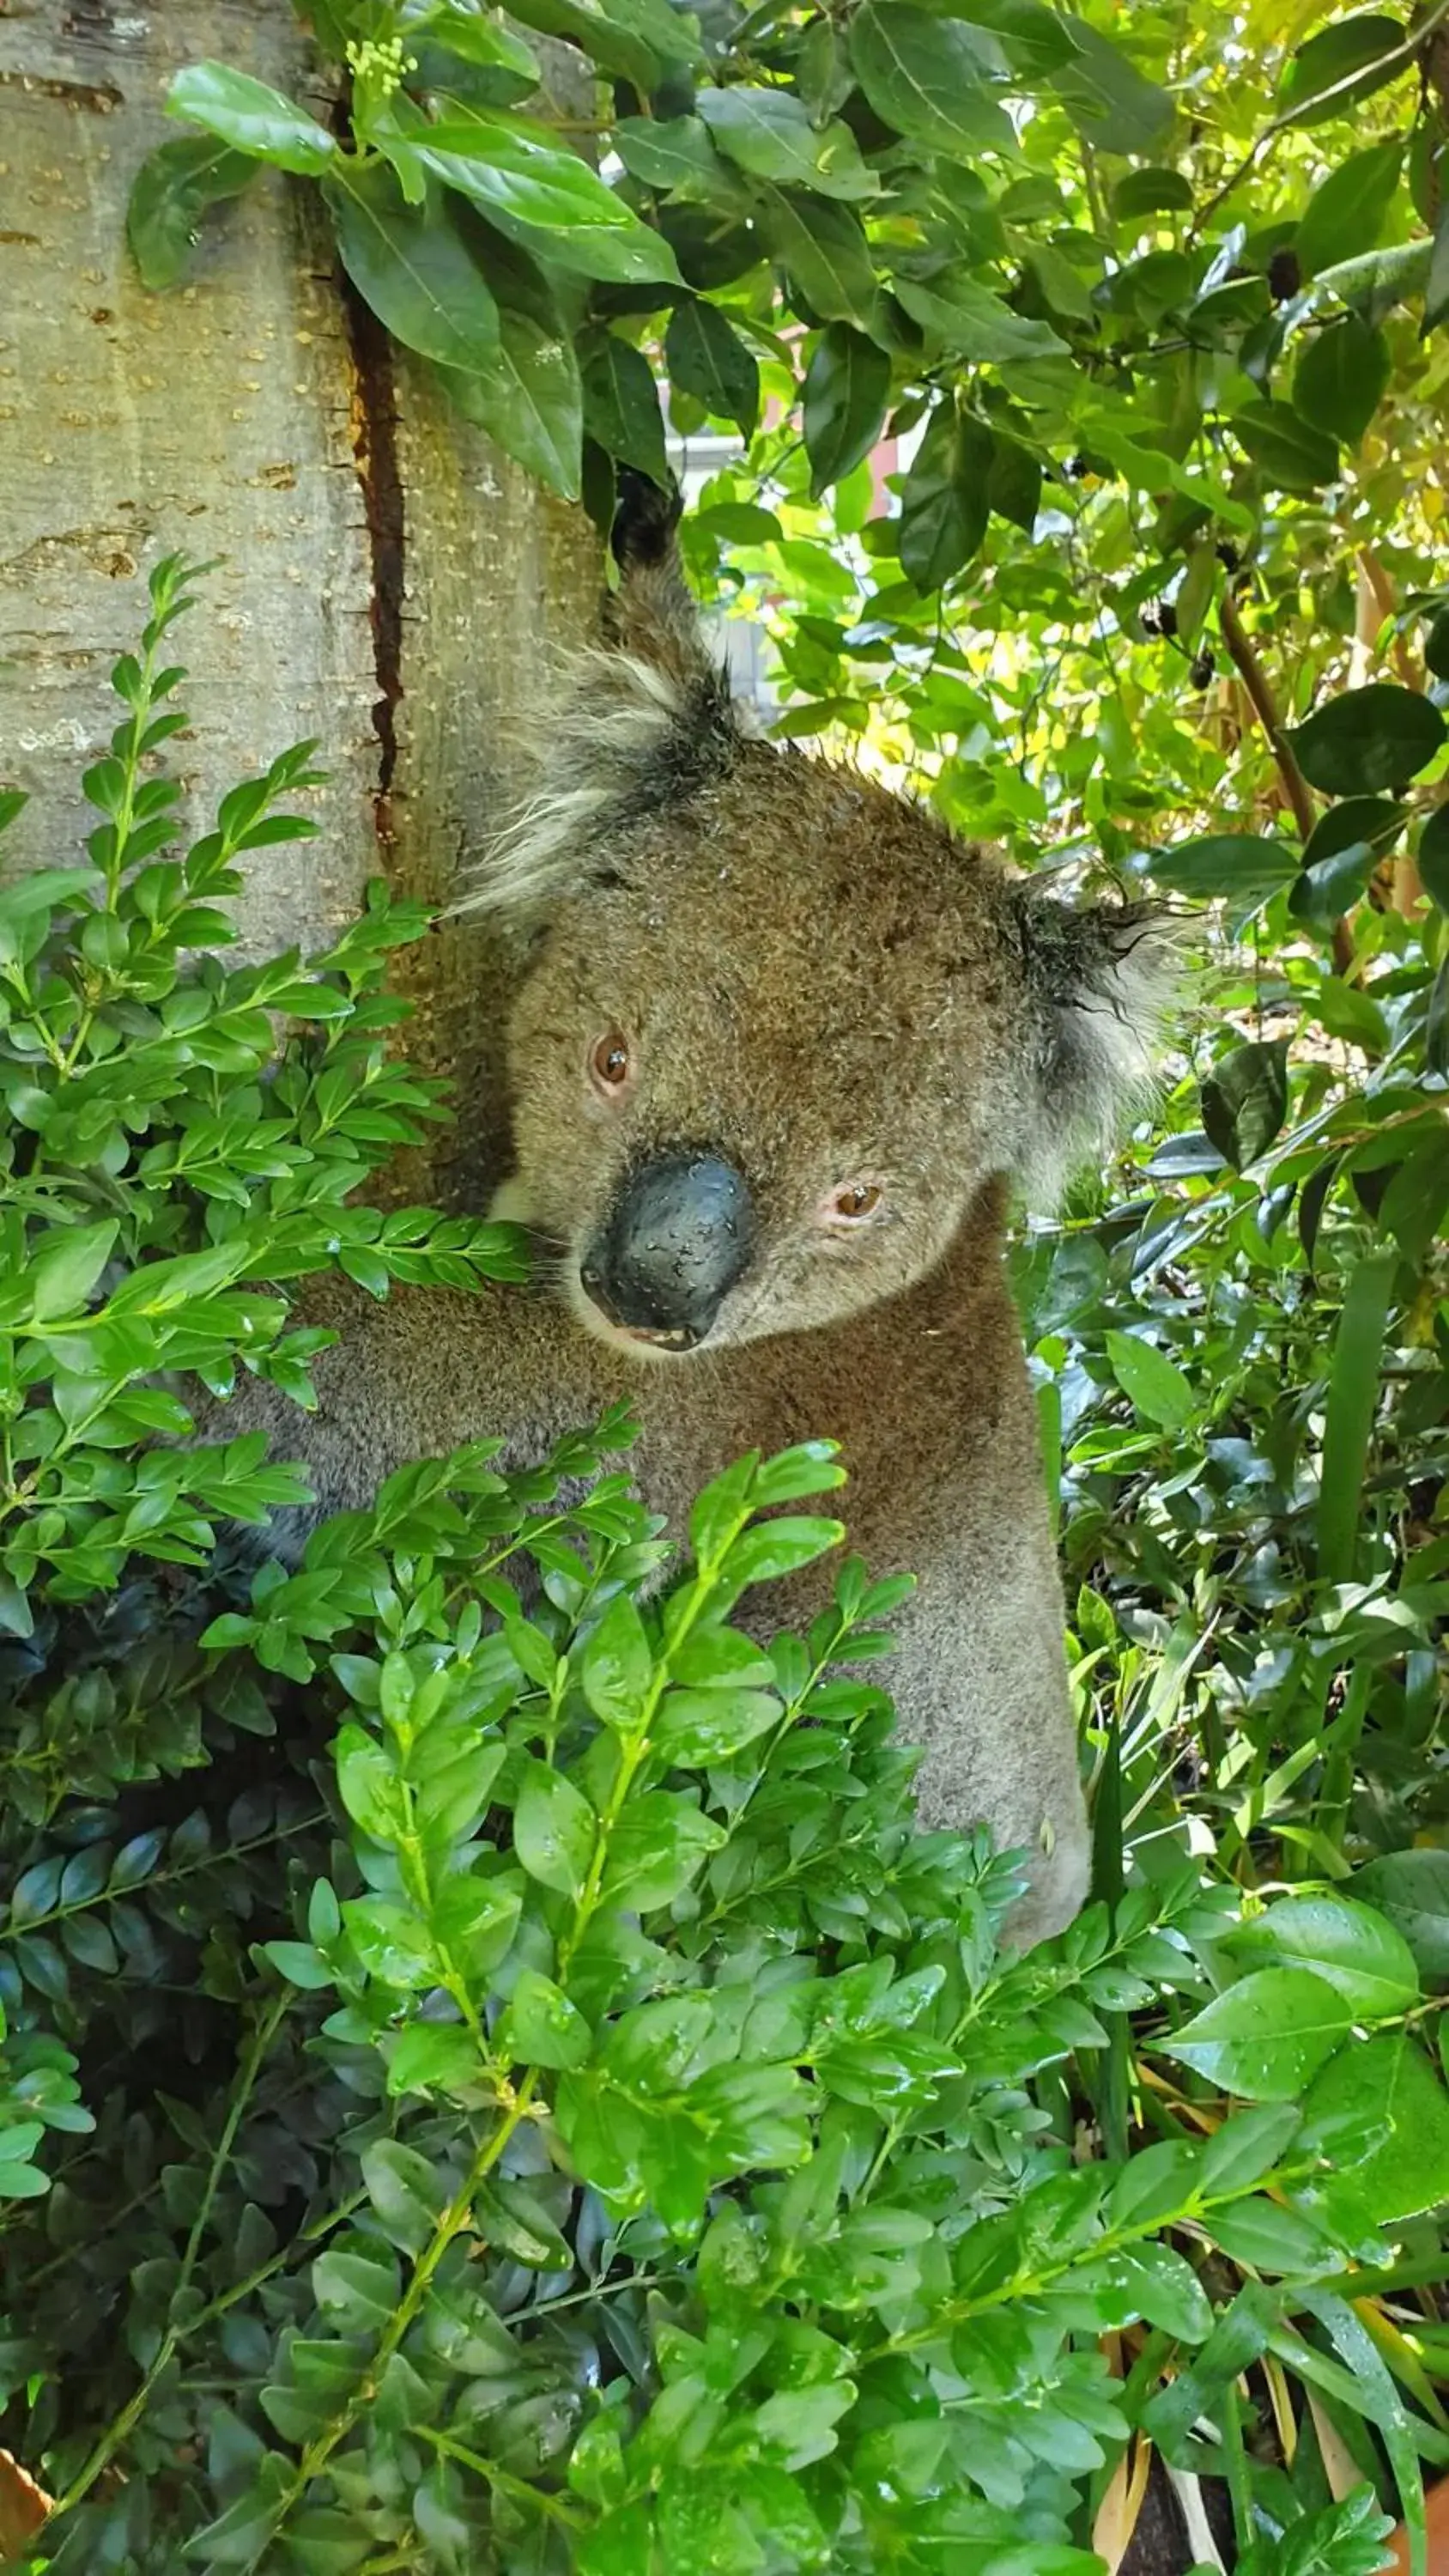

left=0, top=68, right=123, bottom=111
left=340, top=273, right=403, bottom=851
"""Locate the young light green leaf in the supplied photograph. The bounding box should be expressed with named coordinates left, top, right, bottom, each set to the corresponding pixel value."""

left=1104, top=1330, right=1196, bottom=1431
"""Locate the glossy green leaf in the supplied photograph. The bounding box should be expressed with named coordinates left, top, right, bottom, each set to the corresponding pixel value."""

left=899, top=409, right=993, bottom=589
left=1200, top=1039, right=1289, bottom=1170
left=1278, top=13, right=1413, bottom=127
left=419, top=113, right=682, bottom=283
left=893, top=273, right=1067, bottom=363
left=803, top=325, right=891, bottom=496
left=444, top=307, right=584, bottom=499
left=127, top=135, right=258, bottom=289
left=755, top=186, right=879, bottom=330
left=1288, top=684, right=1446, bottom=797
left=654, top=1685, right=782, bottom=1765
left=850, top=4, right=1017, bottom=160
left=513, top=1758, right=596, bottom=1897
left=664, top=298, right=760, bottom=437
left=1104, top=1330, right=1196, bottom=1431
left=579, top=331, right=669, bottom=481
left=1318, top=1246, right=1397, bottom=1583
left=1143, top=833, right=1297, bottom=901
left=497, top=1966, right=593, bottom=2069
left=327, top=165, right=500, bottom=369
left=1305, top=2034, right=1449, bottom=2220
left=1294, top=141, right=1403, bottom=277
left=1353, top=1851, right=1449, bottom=1981
left=1293, top=313, right=1391, bottom=447
left=167, top=61, right=336, bottom=173
left=1233, top=399, right=1341, bottom=492
left=1113, top=166, right=1194, bottom=220
left=1158, top=1966, right=1355, bottom=2099
left=695, top=87, right=877, bottom=199
left=361, top=2137, right=449, bottom=2253
left=612, top=116, right=726, bottom=200
left=1228, top=1894, right=1418, bottom=2017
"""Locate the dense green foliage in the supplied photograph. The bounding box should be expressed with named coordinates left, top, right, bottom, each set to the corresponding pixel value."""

left=0, top=566, right=1446, bottom=2570
left=0, top=1, right=1442, bottom=2566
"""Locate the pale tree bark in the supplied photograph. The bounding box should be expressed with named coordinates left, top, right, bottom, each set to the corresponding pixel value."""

left=0, top=0, right=599, bottom=1187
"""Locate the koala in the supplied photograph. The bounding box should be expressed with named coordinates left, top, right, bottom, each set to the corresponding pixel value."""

left=227, top=477, right=1173, bottom=1947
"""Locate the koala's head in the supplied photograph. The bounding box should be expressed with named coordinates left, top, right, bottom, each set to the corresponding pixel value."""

left=467, top=479, right=1176, bottom=1363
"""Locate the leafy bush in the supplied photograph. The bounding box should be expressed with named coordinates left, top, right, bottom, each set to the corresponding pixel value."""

left=1, top=578, right=1447, bottom=2576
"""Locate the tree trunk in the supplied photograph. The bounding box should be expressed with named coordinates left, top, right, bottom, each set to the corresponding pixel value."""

left=0, top=0, right=599, bottom=1184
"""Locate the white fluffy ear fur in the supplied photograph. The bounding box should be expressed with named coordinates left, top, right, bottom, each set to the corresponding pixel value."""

left=1009, top=893, right=1183, bottom=1206
left=457, top=647, right=731, bottom=919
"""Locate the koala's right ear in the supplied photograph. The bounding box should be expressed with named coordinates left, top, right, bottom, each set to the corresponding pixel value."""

left=1006, top=886, right=1184, bottom=1204
left=462, top=468, right=743, bottom=920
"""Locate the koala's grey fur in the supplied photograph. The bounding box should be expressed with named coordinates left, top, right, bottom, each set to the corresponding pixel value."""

left=221, top=483, right=1175, bottom=1947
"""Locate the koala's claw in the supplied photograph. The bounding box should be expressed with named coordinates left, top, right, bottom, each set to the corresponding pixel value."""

left=611, top=465, right=683, bottom=572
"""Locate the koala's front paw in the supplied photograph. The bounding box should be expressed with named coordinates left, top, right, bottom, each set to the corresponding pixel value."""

left=1002, top=1818, right=1091, bottom=1951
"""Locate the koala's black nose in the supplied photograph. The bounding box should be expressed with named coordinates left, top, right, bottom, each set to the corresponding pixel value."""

left=582, top=1151, right=755, bottom=1348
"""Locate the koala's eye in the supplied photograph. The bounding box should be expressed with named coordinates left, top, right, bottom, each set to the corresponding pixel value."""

left=825, top=1181, right=883, bottom=1224
left=590, top=1030, right=632, bottom=1097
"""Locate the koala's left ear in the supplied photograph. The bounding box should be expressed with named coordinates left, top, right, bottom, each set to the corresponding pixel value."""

left=1006, top=889, right=1182, bottom=1203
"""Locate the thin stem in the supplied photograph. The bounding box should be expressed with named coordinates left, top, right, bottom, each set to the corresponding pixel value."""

left=44, top=1986, right=291, bottom=2527
left=1218, top=593, right=1356, bottom=976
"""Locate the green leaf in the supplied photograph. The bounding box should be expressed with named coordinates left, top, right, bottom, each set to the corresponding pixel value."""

left=497, top=1966, right=593, bottom=2069
left=613, top=116, right=725, bottom=199
left=849, top=4, right=1016, bottom=160
left=1278, top=13, right=1413, bottom=128
left=1288, top=684, right=1446, bottom=796
left=1159, top=1966, right=1355, bottom=2099
left=504, top=0, right=700, bottom=88
left=986, top=434, right=1044, bottom=533
left=327, top=164, right=500, bottom=369
left=28, top=1221, right=118, bottom=1324
left=513, top=1758, right=596, bottom=1897
left=1305, top=2034, right=1449, bottom=2221
left=476, top=2172, right=572, bottom=2269
left=421, top=9, right=542, bottom=77
left=695, top=88, right=877, bottom=200
left=385, top=2021, right=480, bottom=2098
left=1302, top=796, right=1407, bottom=868
left=1228, top=1895, right=1418, bottom=2018
left=1233, top=399, right=1341, bottom=492
left=444, top=307, right=584, bottom=499
left=600, top=1792, right=727, bottom=1910
left=1049, top=16, right=1174, bottom=155
left=1421, top=804, right=1449, bottom=910
left=334, top=1723, right=409, bottom=1844
left=1293, top=313, right=1391, bottom=447
left=755, top=186, right=878, bottom=330
left=1294, top=141, right=1403, bottom=277
left=665, top=299, right=760, bottom=437
left=341, top=1898, right=438, bottom=1990
left=1199, top=2104, right=1302, bottom=2196
left=1113, top=2241, right=1212, bottom=2342
left=899, top=409, right=993, bottom=589
left=1104, top=1330, right=1196, bottom=1431
left=1200, top=1039, right=1289, bottom=1170
left=1427, top=196, right=1449, bottom=337
left=0, top=788, right=28, bottom=835
left=1318, top=1247, right=1397, bottom=1583
left=1352, top=1851, right=1449, bottom=1980
left=653, top=1685, right=782, bottom=1765
left=581, top=1591, right=652, bottom=1729
left=418, top=113, right=682, bottom=283
left=579, top=331, right=668, bottom=482
left=127, top=135, right=258, bottom=289
left=721, top=1515, right=845, bottom=1588
left=1143, top=833, right=1297, bottom=901
left=167, top=62, right=336, bottom=174
left=361, top=2137, right=449, bottom=2253
left=803, top=325, right=891, bottom=497
left=1288, top=835, right=1379, bottom=929
left=312, top=2244, right=399, bottom=2335
left=892, top=273, right=1067, bottom=363
left=1113, top=166, right=1194, bottom=220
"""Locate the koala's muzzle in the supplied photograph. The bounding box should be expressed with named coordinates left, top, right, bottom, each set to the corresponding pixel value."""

left=581, top=1151, right=755, bottom=1348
